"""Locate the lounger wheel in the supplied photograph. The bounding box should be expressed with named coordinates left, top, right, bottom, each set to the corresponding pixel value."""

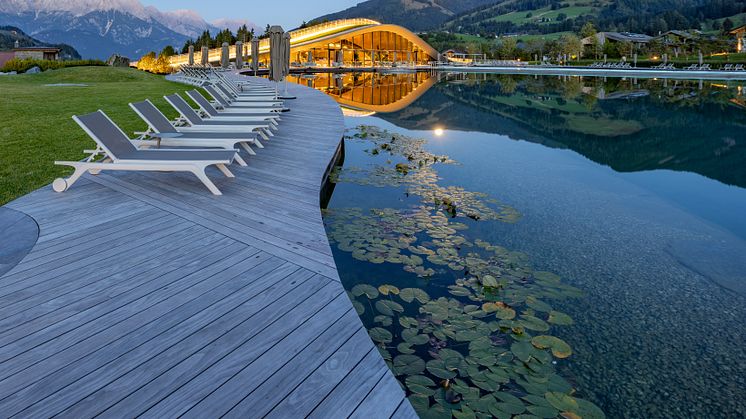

left=52, top=178, right=68, bottom=192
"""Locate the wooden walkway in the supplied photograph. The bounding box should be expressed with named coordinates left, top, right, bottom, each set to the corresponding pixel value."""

left=0, top=77, right=416, bottom=418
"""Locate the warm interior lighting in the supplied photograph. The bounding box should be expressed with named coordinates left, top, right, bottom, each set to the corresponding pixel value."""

left=433, top=128, right=444, bottom=136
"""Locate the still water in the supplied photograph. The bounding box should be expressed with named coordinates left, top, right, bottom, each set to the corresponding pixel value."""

left=294, top=72, right=746, bottom=418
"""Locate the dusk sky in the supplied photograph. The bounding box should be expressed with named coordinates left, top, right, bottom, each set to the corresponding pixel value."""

left=142, top=0, right=361, bottom=29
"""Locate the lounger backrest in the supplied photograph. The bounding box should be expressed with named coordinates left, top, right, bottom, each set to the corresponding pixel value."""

left=186, top=90, right=219, bottom=117
left=164, top=94, right=203, bottom=125
left=204, top=85, right=230, bottom=107
left=215, top=83, right=237, bottom=99
left=129, top=100, right=178, bottom=134
left=73, top=110, right=137, bottom=161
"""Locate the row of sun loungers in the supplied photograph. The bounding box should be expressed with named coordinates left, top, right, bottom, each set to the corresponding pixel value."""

left=589, top=62, right=633, bottom=68
left=650, top=63, right=676, bottom=70
left=53, top=68, right=284, bottom=195
left=720, top=64, right=745, bottom=71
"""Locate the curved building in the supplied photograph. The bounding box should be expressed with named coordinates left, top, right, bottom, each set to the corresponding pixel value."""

left=169, top=19, right=438, bottom=68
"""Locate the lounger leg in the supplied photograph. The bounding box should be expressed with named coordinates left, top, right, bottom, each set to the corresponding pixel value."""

left=265, top=128, right=274, bottom=137
left=259, top=130, right=270, bottom=141
left=240, top=142, right=256, bottom=155
left=253, top=138, right=264, bottom=149
left=216, top=163, right=235, bottom=178
left=53, top=166, right=87, bottom=192
left=192, top=169, right=223, bottom=195
left=234, top=154, right=248, bottom=166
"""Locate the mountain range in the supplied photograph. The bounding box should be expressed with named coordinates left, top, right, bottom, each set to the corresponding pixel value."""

left=311, top=0, right=498, bottom=31
left=0, top=0, right=259, bottom=60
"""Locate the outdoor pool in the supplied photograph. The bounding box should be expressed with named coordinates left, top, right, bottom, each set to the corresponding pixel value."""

left=300, top=72, right=746, bottom=418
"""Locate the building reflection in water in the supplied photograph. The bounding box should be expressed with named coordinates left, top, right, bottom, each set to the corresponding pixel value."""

left=284, top=72, right=437, bottom=115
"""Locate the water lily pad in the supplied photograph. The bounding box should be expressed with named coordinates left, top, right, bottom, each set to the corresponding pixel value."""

left=394, top=354, right=426, bottom=375
left=409, top=394, right=430, bottom=412
left=376, top=300, right=404, bottom=316
left=399, top=316, right=419, bottom=328
left=400, top=288, right=430, bottom=303
left=374, top=315, right=393, bottom=326
left=545, top=392, right=578, bottom=412
left=453, top=406, right=477, bottom=419
left=379, top=284, right=400, bottom=295
left=351, top=284, right=379, bottom=299
left=369, top=327, right=393, bottom=343
left=427, top=359, right=457, bottom=379
left=397, top=342, right=416, bottom=354
left=532, top=335, right=572, bottom=359
left=402, top=328, right=430, bottom=345
left=511, top=341, right=533, bottom=363
left=574, top=398, right=606, bottom=419
left=527, top=404, right=560, bottom=418
left=547, top=310, right=574, bottom=326
left=352, top=300, right=365, bottom=315
left=482, top=275, right=499, bottom=288
left=407, top=375, right=436, bottom=387
left=520, top=315, right=550, bottom=332
left=526, top=297, right=552, bottom=313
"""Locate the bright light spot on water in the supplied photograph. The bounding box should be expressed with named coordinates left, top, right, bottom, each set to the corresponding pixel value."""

left=434, top=128, right=445, bottom=136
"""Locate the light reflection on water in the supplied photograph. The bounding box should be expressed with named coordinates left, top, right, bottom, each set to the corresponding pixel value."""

left=303, top=72, right=746, bottom=417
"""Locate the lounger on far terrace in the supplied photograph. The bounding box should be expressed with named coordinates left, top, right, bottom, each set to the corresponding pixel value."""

left=164, top=93, right=275, bottom=140
left=186, top=90, right=281, bottom=125
left=204, top=84, right=283, bottom=110
left=129, top=99, right=263, bottom=159
left=53, top=110, right=238, bottom=195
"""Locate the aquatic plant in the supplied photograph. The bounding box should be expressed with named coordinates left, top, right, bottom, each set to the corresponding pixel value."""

left=324, top=126, right=603, bottom=418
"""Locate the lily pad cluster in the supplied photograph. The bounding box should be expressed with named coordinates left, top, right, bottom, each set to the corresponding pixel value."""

left=348, top=283, right=603, bottom=419
left=333, top=126, right=520, bottom=222
left=324, top=126, right=603, bottom=418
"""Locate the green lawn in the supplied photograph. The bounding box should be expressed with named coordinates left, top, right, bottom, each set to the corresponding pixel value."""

left=0, top=66, right=194, bottom=205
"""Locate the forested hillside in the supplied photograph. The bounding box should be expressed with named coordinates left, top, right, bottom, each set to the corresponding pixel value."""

left=443, top=0, right=746, bottom=37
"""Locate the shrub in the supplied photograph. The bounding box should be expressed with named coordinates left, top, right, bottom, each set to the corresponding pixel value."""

left=1, top=58, right=106, bottom=73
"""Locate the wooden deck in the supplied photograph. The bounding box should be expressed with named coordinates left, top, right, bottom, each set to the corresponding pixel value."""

left=0, top=77, right=416, bottom=418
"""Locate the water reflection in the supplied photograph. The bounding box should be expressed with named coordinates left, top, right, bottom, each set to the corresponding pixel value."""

left=292, top=72, right=746, bottom=189
left=310, top=72, right=746, bottom=417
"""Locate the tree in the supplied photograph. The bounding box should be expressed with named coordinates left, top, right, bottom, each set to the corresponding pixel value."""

left=237, top=24, right=252, bottom=42
left=498, top=37, right=517, bottom=59
left=558, top=34, right=582, bottom=59
left=580, top=22, right=597, bottom=39
left=711, top=20, right=721, bottom=31
left=160, top=45, right=176, bottom=57
left=722, top=18, right=734, bottom=32
left=556, top=13, right=567, bottom=21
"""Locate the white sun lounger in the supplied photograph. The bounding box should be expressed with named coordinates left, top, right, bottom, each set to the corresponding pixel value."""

left=164, top=94, right=275, bottom=139
left=129, top=99, right=264, bottom=160
left=185, top=90, right=280, bottom=128
left=53, top=110, right=238, bottom=195
left=204, top=84, right=284, bottom=110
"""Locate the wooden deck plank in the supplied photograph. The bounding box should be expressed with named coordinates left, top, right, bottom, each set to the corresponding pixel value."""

left=307, top=348, right=392, bottom=419
left=0, top=75, right=412, bottom=418
left=140, top=280, right=343, bottom=418
left=350, top=373, right=409, bottom=418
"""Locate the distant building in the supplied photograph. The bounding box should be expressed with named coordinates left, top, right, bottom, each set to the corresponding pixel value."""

left=656, top=30, right=699, bottom=45
left=730, top=24, right=746, bottom=52
left=168, top=19, right=438, bottom=68
left=13, top=46, right=61, bottom=61
left=581, top=32, right=653, bottom=47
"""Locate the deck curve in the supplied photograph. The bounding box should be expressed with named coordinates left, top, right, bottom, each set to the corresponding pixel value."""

left=0, top=76, right=416, bottom=418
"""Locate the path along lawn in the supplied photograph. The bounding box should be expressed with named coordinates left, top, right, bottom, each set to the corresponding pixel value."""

left=0, top=66, right=198, bottom=205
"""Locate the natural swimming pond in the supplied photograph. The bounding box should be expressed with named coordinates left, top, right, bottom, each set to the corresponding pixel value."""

left=294, top=72, right=746, bottom=418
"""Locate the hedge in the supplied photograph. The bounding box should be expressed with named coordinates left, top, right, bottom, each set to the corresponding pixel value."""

left=1, top=58, right=107, bottom=73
